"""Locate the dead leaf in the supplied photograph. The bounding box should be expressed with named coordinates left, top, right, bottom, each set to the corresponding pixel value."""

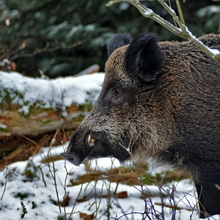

left=20, top=41, right=27, bottom=49
left=60, top=194, right=70, bottom=207
left=76, top=195, right=88, bottom=203
left=79, top=212, right=94, bottom=220
left=116, top=191, right=128, bottom=199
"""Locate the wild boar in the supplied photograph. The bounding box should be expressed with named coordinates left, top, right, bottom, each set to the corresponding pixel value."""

left=61, top=33, right=220, bottom=218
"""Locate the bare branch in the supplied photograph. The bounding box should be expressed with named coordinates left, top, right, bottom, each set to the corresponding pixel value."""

left=107, top=0, right=220, bottom=60
left=175, top=0, right=186, bottom=25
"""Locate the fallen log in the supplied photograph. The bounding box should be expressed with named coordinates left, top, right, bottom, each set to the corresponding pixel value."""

left=0, top=71, right=104, bottom=138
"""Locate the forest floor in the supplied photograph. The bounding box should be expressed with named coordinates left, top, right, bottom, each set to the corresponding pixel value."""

left=0, top=134, right=219, bottom=220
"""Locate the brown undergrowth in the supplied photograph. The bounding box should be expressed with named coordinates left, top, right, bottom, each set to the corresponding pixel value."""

left=0, top=130, right=193, bottom=219
left=0, top=129, right=189, bottom=186
left=0, top=129, right=72, bottom=170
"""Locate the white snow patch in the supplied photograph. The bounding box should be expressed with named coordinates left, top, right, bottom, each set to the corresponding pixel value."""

left=0, top=145, right=219, bottom=219
left=0, top=71, right=104, bottom=114
left=143, top=8, right=153, bottom=17
left=0, top=124, right=7, bottom=129
left=210, top=48, right=220, bottom=56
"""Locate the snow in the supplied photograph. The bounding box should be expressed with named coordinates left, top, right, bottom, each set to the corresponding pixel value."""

left=210, top=48, right=220, bottom=56
left=0, top=124, right=7, bottom=129
left=0, top=71, right=105, bottom=114
left=143, top=8, right=154, bottom=17
left=0, top=144, right=219, bottom=220
left=182, top=26, right=220, bottom=59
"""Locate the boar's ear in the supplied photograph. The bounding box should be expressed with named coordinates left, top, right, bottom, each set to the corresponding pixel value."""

left=124, top=33, right=163, bottom=84
left=107, top=33, right=133, bottom=57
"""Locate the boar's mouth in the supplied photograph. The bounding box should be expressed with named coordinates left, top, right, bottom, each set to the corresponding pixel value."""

left=60, top=130, right=131, bottom=166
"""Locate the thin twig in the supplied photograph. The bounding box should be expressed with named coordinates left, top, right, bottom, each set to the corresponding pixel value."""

left=154, top=202, right=193, bottom=212
left=1, top=168, right=9, bottom=200
left=38, top=165, right=47, bottom=187
left=175, top=0, right=185, bottom=25
left=157, top=0, right=183, bottom=29
left=47, top=130, right=62, bottom=213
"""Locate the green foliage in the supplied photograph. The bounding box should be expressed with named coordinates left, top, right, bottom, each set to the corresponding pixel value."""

left=20, top=201, right=28, bottom=219
left=23, top=160, right=39, bottom=181
left=31, top=201, right=37, bottom=209
left=13, top=192, right=35, bottom=200
left=141, top=170, right=185, bottom=186
left=0, top=0, right=219, bottom=78
left=196, top=5, right=220, bottom=33
left=0, top=87, right=25, bottom=110
left=0, top=89, right=13, bottom=110
left=0, top=126, right=9, bottom=133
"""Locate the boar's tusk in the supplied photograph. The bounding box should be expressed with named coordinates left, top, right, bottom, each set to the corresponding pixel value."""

left=88, top=134, right=95, bottom=147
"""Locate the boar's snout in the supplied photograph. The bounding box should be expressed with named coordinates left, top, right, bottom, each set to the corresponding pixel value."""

left=60, top=128, right=97, bottom=166
left=61, top=127, right=111, bottom=165
left=61, top=124, right=131, bottom=165
left=60, top=151, right=81, bottom=166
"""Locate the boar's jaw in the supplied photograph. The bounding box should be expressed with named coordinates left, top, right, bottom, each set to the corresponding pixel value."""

left=86, top=131, right=132, bottom=162
left=61, top=129, right=131, bottom=166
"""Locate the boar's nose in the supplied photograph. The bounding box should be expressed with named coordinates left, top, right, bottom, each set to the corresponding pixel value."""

left=60, top=151, right=82, bottom=166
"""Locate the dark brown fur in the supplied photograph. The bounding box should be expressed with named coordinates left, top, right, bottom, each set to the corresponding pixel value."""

left=61, top=33, right=220, bottom=218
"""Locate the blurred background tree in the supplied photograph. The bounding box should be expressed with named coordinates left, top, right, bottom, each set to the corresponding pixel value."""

left=0, top=0, right=219, bottom=78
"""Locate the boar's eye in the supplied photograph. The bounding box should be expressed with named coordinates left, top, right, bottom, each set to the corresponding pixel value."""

left=111, top=89, right=120, bottom=99
left=108, top=88, right=124, bottom=105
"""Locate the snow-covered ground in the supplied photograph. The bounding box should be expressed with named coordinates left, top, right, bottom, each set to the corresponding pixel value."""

left=0, top=144, right=219, bottom=220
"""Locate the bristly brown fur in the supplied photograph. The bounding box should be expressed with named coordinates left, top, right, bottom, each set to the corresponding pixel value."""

left=62, top=33, right=220, bottom=218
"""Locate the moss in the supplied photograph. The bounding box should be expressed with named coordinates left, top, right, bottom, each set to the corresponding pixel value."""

left=71, top=114, right=85, bottom=123
left=86, top=103, right=93, bottom=112
left=0, top=88, right=25, bottom=111
left=141, top=174, right=155, bottom=185
left=42, top=119, right=53, bottom=125
left=23, top=161, right=39, bottom=181
left=78, top=102, right=93, bottom=112
left=78, top=103, right=86, bottom=111
left=0, top=127, right=9, bottom=133
left=24, top=169, right=37, bottom=180
left=0, top=89, right=13, bottom=110
left=141, top=170, right=186, bottom=186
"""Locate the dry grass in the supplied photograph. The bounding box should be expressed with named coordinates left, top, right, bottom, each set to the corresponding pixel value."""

left=0, top=131, right=195, bottom=220
left=0, top=129, right=71, bottom=170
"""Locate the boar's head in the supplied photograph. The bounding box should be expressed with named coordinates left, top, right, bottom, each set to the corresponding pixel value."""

left=61, top=33, right=174, bottom=166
